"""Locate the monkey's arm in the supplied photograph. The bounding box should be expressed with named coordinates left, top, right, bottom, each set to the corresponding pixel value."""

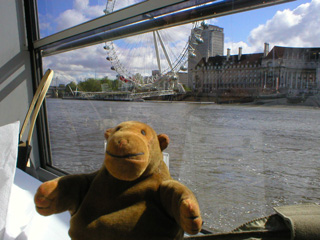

left=159, top=180, right=202, bottom=235
left=34, top=171, right=97, bottom=216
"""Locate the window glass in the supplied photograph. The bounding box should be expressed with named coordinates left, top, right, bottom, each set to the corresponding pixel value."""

left=37, top=0, right=145, bottom=38
left=42, top=0, right=320, bottom=234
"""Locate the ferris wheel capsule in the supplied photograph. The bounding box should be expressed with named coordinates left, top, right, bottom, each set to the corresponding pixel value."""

left=106, top=56, right=112, bottom=61
left=111, top=66, right=115, bottom=70
left=189, top=52, right=196, bottom=58
left=201, top=20, right=208, bottom=28
left=195, top=36, right=204, bottom=44
left=103, top=45, right=110, bottom=50
left=180, top=65, right=187, bottom=71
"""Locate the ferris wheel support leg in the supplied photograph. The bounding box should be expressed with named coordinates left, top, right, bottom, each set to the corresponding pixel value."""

left=156, top=31, right=173, bottom=70
left=153, top=31, right=162, bottom=73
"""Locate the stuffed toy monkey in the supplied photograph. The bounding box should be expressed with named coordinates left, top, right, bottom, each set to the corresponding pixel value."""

left=34, top=121, right=202, bottom=240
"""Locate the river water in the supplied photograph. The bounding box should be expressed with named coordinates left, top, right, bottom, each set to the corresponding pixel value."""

left=46, top=98, right=320, bottom=233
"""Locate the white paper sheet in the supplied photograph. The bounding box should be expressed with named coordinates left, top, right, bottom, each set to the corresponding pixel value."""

left=0, top=121, right=70, bottom=240
left=0, top=121, right=20, bottom=239
left=5, top=169, right=71, bottom=240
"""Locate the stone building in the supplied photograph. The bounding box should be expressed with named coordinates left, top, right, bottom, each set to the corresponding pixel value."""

left=191, top=44, right=320, bottom=96
left=262, top=46, right=320, bottom=92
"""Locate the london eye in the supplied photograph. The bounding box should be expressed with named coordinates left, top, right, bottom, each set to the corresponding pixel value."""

left=103, top=0, right=206, bottom=93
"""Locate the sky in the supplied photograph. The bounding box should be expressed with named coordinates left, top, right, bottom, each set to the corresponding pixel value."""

left=37, top=0, right=320, bottom=85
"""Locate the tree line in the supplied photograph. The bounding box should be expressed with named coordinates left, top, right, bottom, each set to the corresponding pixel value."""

left=65, top=77, right=120, bottom=93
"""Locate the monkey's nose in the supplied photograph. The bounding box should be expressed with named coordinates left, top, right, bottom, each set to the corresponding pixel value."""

left=118, top=139, right=128, bottom=148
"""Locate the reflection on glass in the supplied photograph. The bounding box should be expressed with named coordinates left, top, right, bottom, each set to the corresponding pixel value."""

left=42, top=0, right=320, bottom=234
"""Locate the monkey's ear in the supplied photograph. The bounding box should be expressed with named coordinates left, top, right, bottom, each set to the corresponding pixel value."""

left=158, top=134, right=169, bottom=151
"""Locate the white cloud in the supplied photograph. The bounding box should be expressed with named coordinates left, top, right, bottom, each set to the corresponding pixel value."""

left=206, top=18, right=218, bottom=26
left=39, top=21, right=52, bottom=32
left=224, top=41, right=255, bottom=55
left=55, top=0, right=104, bottom=31
left=56, top=9, right=88, bottom=31
left=227, top=0, right=320, bottom=54
left=73, top=0, right=89, bottom=11
left=43, top=44, right=112, bottom=85
left=38, top=12, right=55, bottom=38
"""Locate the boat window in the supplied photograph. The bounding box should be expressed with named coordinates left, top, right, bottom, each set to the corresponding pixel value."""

left=36, top=0, right=320, bottom=234
left=37, top=0, right=146, bottom=38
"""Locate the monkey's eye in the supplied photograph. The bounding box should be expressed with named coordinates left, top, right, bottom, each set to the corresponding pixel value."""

left=115, top=126, right=121, bottom=131
left=141, top=130, right=146, bottom=136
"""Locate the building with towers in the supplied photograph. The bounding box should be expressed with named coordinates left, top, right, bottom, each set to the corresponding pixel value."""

left=190, top=43, right=320, bottom=98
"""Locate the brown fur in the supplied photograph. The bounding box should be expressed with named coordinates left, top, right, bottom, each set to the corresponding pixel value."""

left=34, top=121, right=202, bottom=240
